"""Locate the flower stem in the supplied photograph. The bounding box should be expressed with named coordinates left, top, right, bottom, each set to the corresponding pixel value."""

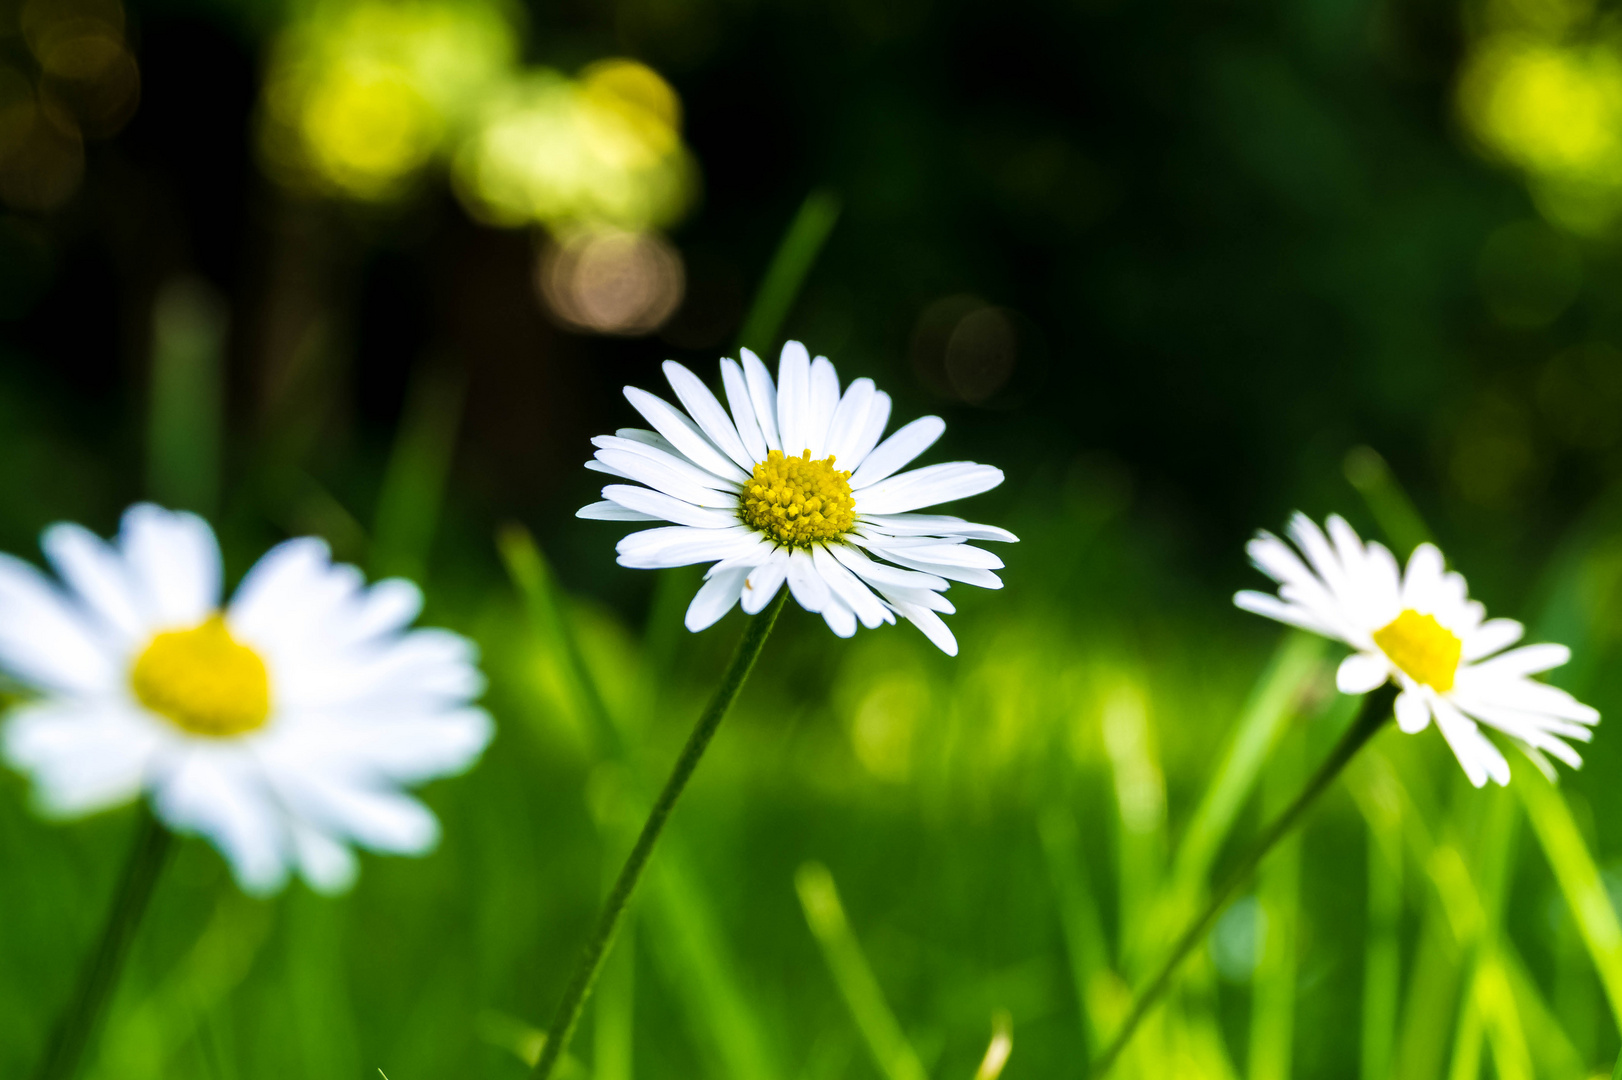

left=530, top=589, right=790, bottom=1080
left=35, top=806, right=173, bottom=1080
left=1090, top=683, right=1396, bottom=1078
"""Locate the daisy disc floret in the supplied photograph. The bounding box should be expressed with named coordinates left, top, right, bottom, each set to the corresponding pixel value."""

left=0, top=504, right=493, bottom=893
left=578, top=341, right=1017, bottom=655
left=1235, top=512, right=1599, bottom=787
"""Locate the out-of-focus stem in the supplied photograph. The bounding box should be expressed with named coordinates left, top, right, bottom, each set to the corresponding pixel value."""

left=34, top=808, right=173, bottom=1080
left=1091, top=683, right=1397, bottom=1077
left=530, top=589, right=789, bottom=1080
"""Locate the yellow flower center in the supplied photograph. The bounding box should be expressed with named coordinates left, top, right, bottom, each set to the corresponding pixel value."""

left=1371, top=609, right=1462, bottom=692
left=738, top=449, right=857, bottom=547
left=130, top=614, right=272, bottom=738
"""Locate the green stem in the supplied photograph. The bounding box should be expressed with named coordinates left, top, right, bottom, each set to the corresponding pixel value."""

left=531, top=589, right=790, bottom=1080
left=35, top=807, right=173, bottom=1080
left=1090, top=683, right=1396, bottom=1078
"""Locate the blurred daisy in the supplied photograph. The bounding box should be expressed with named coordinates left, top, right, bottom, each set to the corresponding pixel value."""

left=1235, top=513, right=1598, bottom=787
left=0, top=504, right=492, bottom=894
left=578, top=341, right=1015, bottom=655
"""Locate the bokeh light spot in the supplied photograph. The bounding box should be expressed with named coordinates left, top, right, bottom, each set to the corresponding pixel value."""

left=537, top=228, right=685, bottom=336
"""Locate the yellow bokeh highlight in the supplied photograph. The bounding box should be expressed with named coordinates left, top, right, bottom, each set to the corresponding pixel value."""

left=260, top=0, right=517, bottom=200
left=453, top=60, right=695, bottom=231
left=1457, top=0, right=1622, bottom=234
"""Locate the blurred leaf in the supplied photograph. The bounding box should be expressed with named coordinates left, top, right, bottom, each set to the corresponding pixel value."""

left=1249, top=724, right=1301, bottom=1080
left=795, top=861, right=927, bottom=1080
left=148, top=277, right=228, bottom=517
left=1343, top=445, right=1432, bottom=558
left=1516, top=766, right=1622, bottom=1033
left=735, top=190, right=842, bottom=355
left=371, top=359, right=465, bottom=583
left=1170, top=632, right=1325, bottom=900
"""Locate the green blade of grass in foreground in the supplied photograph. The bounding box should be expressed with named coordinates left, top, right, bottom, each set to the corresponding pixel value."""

left=370, top=358, right=465, bottom=583
left=503, top=527, right=784, bottom=1079
left=1350, top=451, right=1622, bottom=1053
left=734, top=189, right=842, bottom=355
left=1169, top=632, right=1325, bottom=899
left=1037, top=805, right=1116, bottom=1051
left=1249, top=722, right=1304, bottom=1080
left=1358, top=761, right=1403, bottom=1080
left=1342, top=446, right=1432, bottom=557
left=644, top=837, right=784, bottom=1080
left=1516, top=766, right=1622, bottom=1032
left=972, top=1010, right=1013, bottom=1080
left=795, top=862, right=927, bottom=1080
left=148, top=277, right=229, bottom=518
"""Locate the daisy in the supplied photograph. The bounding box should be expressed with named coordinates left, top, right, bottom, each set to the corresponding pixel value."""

left=577, top=341, right=1016, bottom=656
left=0, top=504, right=493, bottom=894
left=1234, top=512, right=1598, bottom=787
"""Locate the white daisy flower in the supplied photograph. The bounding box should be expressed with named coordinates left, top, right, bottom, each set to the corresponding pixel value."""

left=1235, top=512, right=1599, bottom=787
left=0, top=504, right=493, bottom=894
left=577, top=341, right=1016, bottom=656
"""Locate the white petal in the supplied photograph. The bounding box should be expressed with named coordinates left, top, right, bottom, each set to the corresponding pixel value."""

left=1450, top=675, right=1599, bottom=724
left=889, top=598, right=958, bottom=656
left=594, top=438, right=741, bottom=494
left=41, top=523, right=144, bottom=643
left=828, top=543, right=949, bottom=592
left=1337, top=652, right=1391, bottom=694
left=821, top=594, right=857, bottom=638
left=602, top=485, right=743, bottom=529
left=871, top=542, right=1002, bottom=570
left=1463, top=618, right=1523, bottom=661
left=704, top=536, right=780, bottom=578
left=848, top=417, right=946, bottom=489
left=856, top=462, right=1004, bottom=515
left=1430, top=697, right=1510, bottom=787
left=741, top=550, right=790, bottom=614
left=1233, top=590, right=1340, bottom=639
left=860, top=513, right=1018, bottom=542
left=871, top=584, right=943, bottom=615
left=1395, top=690, right=1431, bottom=733
left=740, top=347, right=782, bottom=452
left=812, top=545, right=889, bottom=629
left=856, top=541, right=1003, bottom=588
left=1468, top=643, right=1570, bottom=679
left=289, top=820, right=358, bottom=895
left=663, top=360, right=755, bottom=471
left=787, top=547, right=829, bottom=613
left=594, top=449, right=739, bottom=508
left=721, top=358, right=769, bottom=463
left=354, top=579, right=424, bottom=639
left=274, top=770, right=440, bottom=854
left=227, top=538, right=336, bottom=646
left=1401, top=543, right=1446, bottom=613
left=586, top=458, right=631, bottom=479
left=152, top=750, right=290, bottom=894
left=623, top=387, right=750, bottom=484
left=846, top=391, right=892, bottom=472
left=261, top=706, right=491, bottom=783
left=1287, top=513, right=1351, bottom=600
left=776, top=341, right=812, bottom=454
left=615, top=526, right=760, bottom=570
left=0, top=553, right=119, bottom=694
left=578, top=500, right=662, bottom=522
left=825, top=378, right=877, bottom=469
left=120, top=503, right=221, bottom=628
left=614, top=427, right=677, bottom=451
left=685, top=564, right=752, bottom=632
left=806, top=355, right=841, bottom=456
left=3, top=702, right=160, bottom=816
